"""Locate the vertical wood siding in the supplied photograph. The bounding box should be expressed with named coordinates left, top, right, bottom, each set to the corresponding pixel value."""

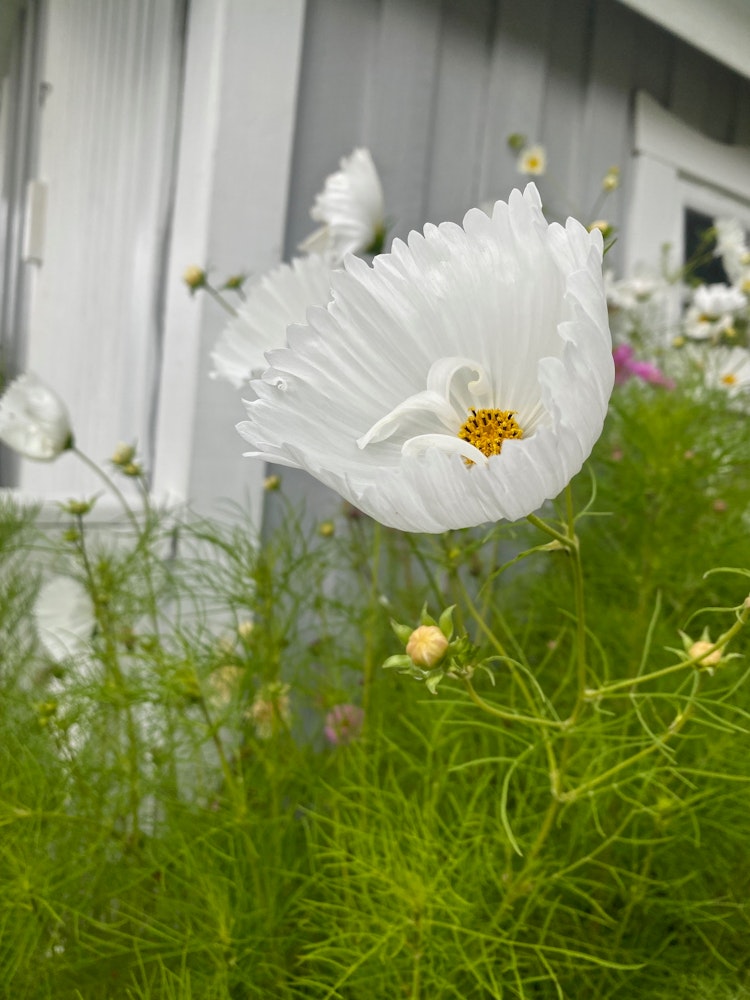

left=285, top=0, right=750, bottom=267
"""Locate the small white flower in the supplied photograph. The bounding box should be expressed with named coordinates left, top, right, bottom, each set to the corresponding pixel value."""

left=299, top=148, right=385, bottom=264
left=0, top=373, right=73, bottom=460
left=211, top=255, right=333, bottom=386
left=238, top=184, right=614, bottom=533
left=517, top=144, right=546, bottom=176
left=714, top=217, right=750, bottom=285
left=246, top=682, right=291, bottom=739
left=704, top=345, right=750, bottom=394
left=683, top=283, right=747, bottom=340
left=34, top=576, right=96, bottom=662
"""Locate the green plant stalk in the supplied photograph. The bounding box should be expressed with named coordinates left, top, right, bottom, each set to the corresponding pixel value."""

left=204, top=281, right=239, bottom=317
left=462, top=677, right=565, bottom=729
left=561, top=672, right=702, bottom=804
left=362, top=521, right=382, bottom=724
left=588, top=602, right=750, bottom=697
left=76, top=513, right=142, bottom=841
left=196, top=695, right=245, bottom=818
left=72, top=446, right=140, bottom=535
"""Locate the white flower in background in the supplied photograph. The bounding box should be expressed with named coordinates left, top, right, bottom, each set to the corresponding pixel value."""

left=238, top=184, right=614, bottom=533
left=683, top=283, right=747, bottom=341
left=299, top=148, right=386, bottom=264
left=517, top=144, right=546, bottom=176
left=605, top=269, right=667, bottom=311
left=246, top=681, right=291, bottom=739
left=211, top=255, right=333, bottom=387
left=0, top=373, right=73, bottom=460
left=714, top=217, right=750, bottom=285
left=34, top=576, right=96, bottom=662
left=704, top=345, right=750, bottom=395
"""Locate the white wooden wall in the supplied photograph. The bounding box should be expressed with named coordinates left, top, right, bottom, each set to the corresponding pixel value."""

left=285, top=0, right=750, bottom=264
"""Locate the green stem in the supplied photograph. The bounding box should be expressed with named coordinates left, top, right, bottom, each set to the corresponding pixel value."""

left=362, top=521, right=382, bottom=725
left=562, top=673, right=702, bottom=803
left=197, top=696, right=245, bottom=817
left=590, top=602, right=749, bottom=697
left=205, top=282, right=239, bottom=317
left=463, top=677, right=565, bottom=729
left=72, top=447, right=140, bottom=535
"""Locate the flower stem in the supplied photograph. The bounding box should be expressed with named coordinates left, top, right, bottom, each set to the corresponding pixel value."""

left=463, top=677, right=565, bottom=729
left=204, top=282, right=239, bottom=317
left=72, top=447, right=140, bottom=534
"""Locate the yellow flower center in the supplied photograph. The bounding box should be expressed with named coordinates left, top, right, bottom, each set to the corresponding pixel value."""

left=721, top=373, right=737, bottom=386
left=458, top=408, right=523, bottom=459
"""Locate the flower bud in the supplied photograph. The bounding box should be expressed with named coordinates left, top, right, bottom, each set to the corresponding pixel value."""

left=111, top=442, right=136, bottom=466
left=688, top=640, right=721, bottom=668
left=183, top=265, right=206, bottom=292
left=588, top=219, right=613, bottom=239
left=62, top=497, right=95, bottom=516
left=318, top=520, right=335, bottom=538
left=263, top=474, right=281, bottom=491
left=602, top=166, right=620, bottom=192
left=406, top=625, right=449, bottom=668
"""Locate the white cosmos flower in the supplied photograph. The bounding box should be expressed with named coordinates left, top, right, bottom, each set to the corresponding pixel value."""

left=704, top=345, right=750, bottom=395
left=517, top=145, right=547, bottom=176
left=714, top=217, right=750, bottom=285
left=684, top=283, right=747, bottom=341
left=0, top=373, right=73, bottom=460
left=238, top=184, right=614, bottom=533
left=211, top=255, right=333, bottom=386
left=299, top=148, right=385, bottom=264
left=34, top=576, right=96, bottom=662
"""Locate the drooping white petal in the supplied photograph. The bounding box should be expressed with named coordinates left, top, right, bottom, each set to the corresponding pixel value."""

left=210, top=255, right=334, bottom=387
left=238, top=183, right=614, bottom=532
left=0, top=373, right=73, bottom=461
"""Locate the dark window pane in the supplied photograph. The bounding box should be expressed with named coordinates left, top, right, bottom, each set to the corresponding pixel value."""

left=684, top=208, right=729, bottom=285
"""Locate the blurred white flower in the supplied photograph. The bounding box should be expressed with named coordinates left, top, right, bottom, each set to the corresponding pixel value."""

left=238, top=184, right=613, bottom=533
left=714, top=217, right=750, bottom=285
left=517, top=144, right=546, bottom=176
left=246, top=681, right=291, bottom=739
left=34, top=576, right=95, bottom=662
left=683, top=283, right=747, bottom=341
left=704, top=345, right=750, bottom=394
left=299, top=148, right=385, bottom=264
left=211, top=255, right=333, bottom=387
left=0, top=373, right=73, bottom=460
left=605, top=269, right=667, bottom=311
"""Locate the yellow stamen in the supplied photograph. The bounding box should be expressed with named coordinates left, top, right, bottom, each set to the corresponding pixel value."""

left=458, top=408, right=523, bottom=460
left=721, top=373, right=737, bottom=386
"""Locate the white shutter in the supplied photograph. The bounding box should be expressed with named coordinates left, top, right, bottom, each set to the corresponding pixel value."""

left=17, top=0, right=184, bottom=499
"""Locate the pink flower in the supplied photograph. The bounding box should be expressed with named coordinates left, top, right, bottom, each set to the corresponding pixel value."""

left=613, top=344, right=674, bottom=388
left=324, top=704, right=365, bottom=746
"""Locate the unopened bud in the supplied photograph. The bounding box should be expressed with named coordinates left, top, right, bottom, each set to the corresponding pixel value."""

left=688, top=640, right=721, bottom=668
left=111, top=442, right=136, bottom=466
left=406, top=625, right=449, bottom=669
left=183, top=265, right=206, bottom=291
left=318, top=520, right=335, bottom=538
left=62, top=497, right=95, bottom=516
left=264, top=474, right=281, bottom=491
left=588, top=219, right=613, bottom=239
left=602, top=166, right=620, bottom=192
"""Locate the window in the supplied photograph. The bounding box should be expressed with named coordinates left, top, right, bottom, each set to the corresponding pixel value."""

left=625, top=91, right=750, bottom=280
